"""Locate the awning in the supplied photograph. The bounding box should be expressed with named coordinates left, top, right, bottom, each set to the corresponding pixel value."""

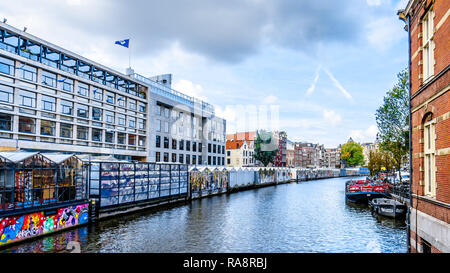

left=0, top=151, right=41, bottom=163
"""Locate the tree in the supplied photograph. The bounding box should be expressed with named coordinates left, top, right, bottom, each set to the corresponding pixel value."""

left=341, top=141, right=365, bottom=167
left=253, top=130, right=278, bottom=167
left=367, top=149, right=396, bottom=176
left=375, top=69, right=409, bottom=181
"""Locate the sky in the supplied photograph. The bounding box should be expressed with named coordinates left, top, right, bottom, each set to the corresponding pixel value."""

left=0, top=0, right=410, bottom=147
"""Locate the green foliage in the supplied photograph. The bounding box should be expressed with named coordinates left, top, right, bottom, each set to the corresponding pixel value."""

left=254, top=130, right=278, bottom=167
left=375, top=68, right=409, bottom=179
left=367, top=149, right=396, bottom=176
left=340, top=141, right=365, bottom=167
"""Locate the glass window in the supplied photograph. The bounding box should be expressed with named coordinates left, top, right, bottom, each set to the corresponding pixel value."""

left=156, top=135, right=161, bottom=148
left=192, top=155, right=196, bottom=165
left=106, top=111, right=115, bottom=124
left=164, top=137, right=169, bottom=148
left=93, top=88, right=103, bottom=101
left=213, top=144, right=216, bottom=153
left=40, top=120, right=55, bottom=136
left=199, top=143, right=202, bottom=152
left=0, top=113, right=13, bottom=131
left=179, top=139, right=184, bottom=150
left=118, top=114, right=126, bottom=126
left=61, top=78, right=74, bottom=92
left=105, top=131, right=114, bottom=143
left=156, top=120, right=161, bottom=132
left=156, top=105, right=161, bottom=115
left=77, top=104, right=89, bottom=119
left=60, top=100, right=73, bottom=115
left=41, top=70, right=57, bottom=87
left=138, top=136, right=146, bottom=146
left=18, top=116, right=35, bottom=133
left=0, top=84, right=14, bottom=103
left=128, top=134, right=136, bottom=145
left=77, top=126, right=88, bottom=140
left=164, top=108, right=169, bottom=118
left=60, top=123, right=72, bottom=138
left=78, top=82, right=89, bottom=97
left=186, top=141, right=191, bottom=151
left=199, top=155, right=202, bottom=165
left=178, top=154, right=183, bottom=163
left=117, top=96, right=125, bottom=107
left=186, top=154, right=190, bottom=165
left=164, top=121, right=169, bottom=133
left=92, top=107, right=102, bottom=121
left=129, top=117, right=136, bottom=128
left=92, top=128, right=102, bottom=142
left=41, top=95, right=56, bottom=112
left=156, top=152, right=160, bottom=162
left=163, top=152, right=169, bottom=162
left=106, top=92, right=115, bottom=104
left=128, top=99, right=136, bottom=110
left=19, top=64, right=37, bottom=82
left=0, top=56, right=14, bottom=76
left=172, top=139, right=177, bottom=149
left=139, top=103, right=146, bottom=113
left=118, top=133, right=126, bottom=144
left=172, top=153, right=176, bottom=163
left=138, top=119, right=145, bottom=130
left=19, top=89, right=36, bottom=108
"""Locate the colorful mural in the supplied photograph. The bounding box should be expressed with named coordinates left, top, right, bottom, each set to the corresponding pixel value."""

left=190, top=168, right=229, bottom=197
left=0, top=203, right=89, bottom=246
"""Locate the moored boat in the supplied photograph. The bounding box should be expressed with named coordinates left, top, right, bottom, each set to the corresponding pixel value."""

left=345, top=179, right=389, bottom=204
left=369, top=198, right=406, bottom=218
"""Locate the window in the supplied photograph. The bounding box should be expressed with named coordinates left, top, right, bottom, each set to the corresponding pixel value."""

left=422, top=9, right=435, bottom=81
left=179, top=154, right=183, bottom=163
left=93, top=88, right=103, bottom=100
left=128, top=99, right=136, bottom=110
left=213, top=156, right=216, bottom=165
left=208, top=156, right=211, bottom=165
left=156, top=152, right=160, bottom=162
left=92, top=128, right=102, bottom=142
left=60, top=100, right=73, bottom=115
left=192, top=142, right=197, bottom=152
left=227, top=150, right=230, bottom=156
left=164, top=137, right=169, bottom=148
left=208, top=143, right=211, bottom=153
left=172, top=153, right=177, bottom=163
left=199, top=156, right=202, bottom=165
left=0, top=56, right=14, bottom=76
left=106, top=111, right=115, bottom=124
left=60, top=123, right=72, bottom=138
left=117, top=96, right=126, bottom=107
left=77, top=126, right=88, bottom=140
left=156, top=119, right=161, bottom=132
left=172, top=139, right=177, bottom=149
left=106, top=92, right=115, bottom=104
left=0, top=84, right=14, bottom=103
left=213, top=144, right=216, bottom=153
left=77, top=104, right=89, bottom=119
left=186, top=141, right=191, bottom=151
left=128, top=134, right=136, bottom=145
left=105, top=131, right=114, bottom=143
left=118, top=114, right=126, bottom=126
left=0, top=113, right=13, bottom=131
left=19, top=117, right=35, bottom=133
left=138, top=136, right=146, bottom=146
left=186, top=154, right=190, bottom=165
left=40, top=120, right=55, bottom=136
left=164, top=108, right=169, bottom=118
left=19, top=90, right=36, bottom=108
left=156, top=135, right=161, bottom=148
left=199, top=143, right=202, bottom=152
left=227, top=158, right=230, bottom=165
left=163, top=152, right=169, bottom=162
left=19, top=64, right=37, bottom=82
left=424, top=119, right=436, bottom=197
left=78, top=82, right=89, bottom=97
left=92, top=107, right=102, bottom=121
left=156, top=105, right=161, bottom=115
left=41, top=95, right=56, bottom=112
left=129, top=117, right=136, bottom=128
left=138, top=103, right=146, bottom=113
left=138, top=119, right=145, bottom=130
left=164, top=121, right=169, bottom=133
left=61, top=78, right=74, bottom=92
left=118, top=133, right=126, bottom=144
left=192, top=155, right=196, bottom=165
left=179, top=139, right=184, bottom=150
left=42, top=71, right=57, bottom=87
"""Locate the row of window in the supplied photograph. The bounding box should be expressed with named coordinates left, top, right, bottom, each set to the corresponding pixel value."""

left=0, top=114, right=145, bottom=146
left=0, top=56, right=146, bottom=111
left=155, top=152, right=225, bottom=165
left=155, top=135, right=203, bottom=152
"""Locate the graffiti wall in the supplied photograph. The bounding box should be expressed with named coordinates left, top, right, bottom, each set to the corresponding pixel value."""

left=190, top=168, right=229, bottom=198
left=0, top=203, right=89, bottom=246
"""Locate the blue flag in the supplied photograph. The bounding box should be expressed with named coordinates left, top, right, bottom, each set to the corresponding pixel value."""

left=115, top=39, right=129, bottom=48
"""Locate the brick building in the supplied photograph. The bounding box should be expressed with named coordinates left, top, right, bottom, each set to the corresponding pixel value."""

left=399, top=0, right=449, bottom=253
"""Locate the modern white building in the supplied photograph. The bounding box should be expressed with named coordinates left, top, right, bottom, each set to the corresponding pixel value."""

left=0, top=22, right=226, bottom=165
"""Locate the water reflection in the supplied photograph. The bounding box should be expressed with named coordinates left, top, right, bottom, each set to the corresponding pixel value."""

left=2, top=177, right=407, bottom=253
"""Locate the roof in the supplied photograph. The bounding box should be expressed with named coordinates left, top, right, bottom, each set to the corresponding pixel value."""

left=0, top=151, right=41, bottom=163
left=41, top=153, right=76, bottom=164
left=226, top=131, right=256, bottom=141
left=226, top=140, right=246, bottom=150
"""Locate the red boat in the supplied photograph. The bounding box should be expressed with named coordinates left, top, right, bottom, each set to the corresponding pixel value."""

left=345, top=179, right=389, bottom=204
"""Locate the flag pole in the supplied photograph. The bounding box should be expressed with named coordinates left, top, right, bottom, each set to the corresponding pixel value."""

left=128, top=41, right=131, bottom=68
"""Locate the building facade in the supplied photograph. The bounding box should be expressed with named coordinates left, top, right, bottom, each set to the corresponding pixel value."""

left=399, top=0, right=449, bottom=253
left=226, top=140, right=254, bottom=167
left=324, top=148, right=341, bottom=169
left=0, top=22, right=226, bottom=165
left=273, top=131, right=287, bottom=167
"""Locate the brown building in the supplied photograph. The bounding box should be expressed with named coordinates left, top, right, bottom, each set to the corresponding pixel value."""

left=399, top=0, right=449, bottom=253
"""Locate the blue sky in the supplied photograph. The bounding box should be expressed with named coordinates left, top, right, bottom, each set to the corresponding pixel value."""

left=0, top=0, right=409, bottom=147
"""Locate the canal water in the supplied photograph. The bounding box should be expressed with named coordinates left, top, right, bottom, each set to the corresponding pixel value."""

left=2, top=177, right=407, bottom=253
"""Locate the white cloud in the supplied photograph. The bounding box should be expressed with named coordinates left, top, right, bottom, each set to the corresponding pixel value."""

left=172, top=79, right=209, bottom=102
left=323, top=110, right=342, bottom=126
left=366, top=17, right=405, bottom=51
left=366, top=0, right=382, bottom=6
left=348, top=125, right=378, bottom=143
left=262, top=95, right=278, bottom=104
